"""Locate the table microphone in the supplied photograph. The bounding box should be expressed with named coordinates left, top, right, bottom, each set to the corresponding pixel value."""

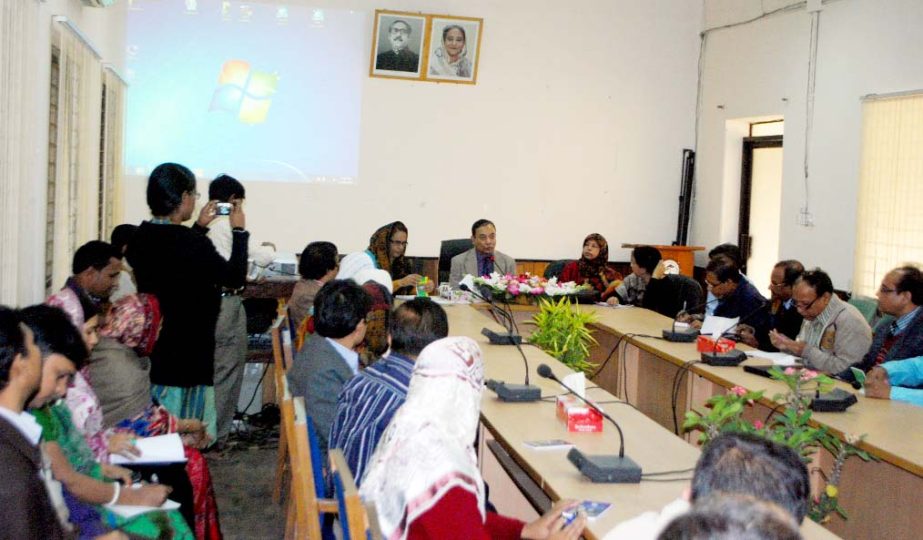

left=537, top=364, right=642, bottom=483
left=663, top=297, right=720, bottom=342
left=460, top=283, right=522, bottom=346
left=461, top=284, right=540, bottom=402
left=700, top=299, right=768, bottom=366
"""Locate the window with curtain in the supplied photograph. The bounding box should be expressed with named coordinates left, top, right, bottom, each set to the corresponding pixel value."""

left=97, top=69, right=126, bottom=242
left=46, top=19, right=104, bottom=294
left=853, top=93, right=923, bottom=296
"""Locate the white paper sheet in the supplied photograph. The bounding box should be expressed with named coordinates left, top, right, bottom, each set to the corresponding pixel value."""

left=744, top=351, right=800, bottom=366
left=106, top=497, right=180, bottom=518
left=110, top=433, right=186, bottom=465
left=700, top=314, right=739, bottom=339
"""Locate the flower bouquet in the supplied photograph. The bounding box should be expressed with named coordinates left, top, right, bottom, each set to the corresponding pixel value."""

left=472, top=272, right=592, bottom=305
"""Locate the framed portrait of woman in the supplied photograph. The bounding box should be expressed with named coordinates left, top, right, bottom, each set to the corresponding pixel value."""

left=370, top=10, right=426, bottom=79
left=424, top=16, right=483, bottom=84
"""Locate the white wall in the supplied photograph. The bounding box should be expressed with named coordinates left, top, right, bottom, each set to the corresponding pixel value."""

left=121, top=0, right=702, bottom=262
left=3, top=0, right=126, bottom=305
left=694, top=0, right=923, bottom=289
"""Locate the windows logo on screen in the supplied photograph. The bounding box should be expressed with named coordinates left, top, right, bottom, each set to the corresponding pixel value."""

left=209, top=60, right=279, bottom=124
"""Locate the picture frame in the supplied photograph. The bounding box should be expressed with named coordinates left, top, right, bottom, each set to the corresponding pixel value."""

left=424, top=15, right=482, bottom=84
left=369, top=10, right=484, bottom=85
left=370, top=10, right=426, bottom=79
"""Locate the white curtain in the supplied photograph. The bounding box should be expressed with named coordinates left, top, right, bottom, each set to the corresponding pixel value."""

left=48, top=18, right=104, bottom=293
left=853, top=93, right=923, bottom=296
left=0, top=1, right=41, bottom=304
left=101, top=67, right=127, bottom=240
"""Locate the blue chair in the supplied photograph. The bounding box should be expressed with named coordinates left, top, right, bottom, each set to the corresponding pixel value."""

left=329, top=449, right=380, bottom=540
left=284, top=393, right=338, bottom=539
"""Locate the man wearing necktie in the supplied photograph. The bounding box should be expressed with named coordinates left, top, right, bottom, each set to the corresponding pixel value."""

left=449, top=219, right=517, bottom=285
left=860, top=266, right=923, bottom=370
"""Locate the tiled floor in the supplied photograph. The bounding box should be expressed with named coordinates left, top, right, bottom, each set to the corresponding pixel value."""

left=207, top=431, right=284, bottom=539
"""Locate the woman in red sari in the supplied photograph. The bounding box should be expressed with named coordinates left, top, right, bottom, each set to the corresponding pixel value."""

left=558, top=233, right=621, bottom=300
left=88, top=294, right=222, bottom=540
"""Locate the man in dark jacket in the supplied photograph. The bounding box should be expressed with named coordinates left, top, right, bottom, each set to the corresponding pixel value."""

left=860, top=265, right=923, bottom=370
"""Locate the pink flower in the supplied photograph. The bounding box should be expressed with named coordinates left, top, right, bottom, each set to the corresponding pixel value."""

left=508, top=286, right=520, bottom=296
left=753, top=420, right=764, bottom=429
left=801, top=370, right=819, bottom=381
left=531, top=287, right=544, bottom=295
left=730, top=386, right=747, bottom=397
left=784, top=367, right=797, bottom=376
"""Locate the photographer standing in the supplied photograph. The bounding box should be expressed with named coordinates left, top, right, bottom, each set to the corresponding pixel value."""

left=206, top=174, right=275, bottom=446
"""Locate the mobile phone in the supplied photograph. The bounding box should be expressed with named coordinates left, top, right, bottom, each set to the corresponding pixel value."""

left=216, top=202, right=233, bottom=216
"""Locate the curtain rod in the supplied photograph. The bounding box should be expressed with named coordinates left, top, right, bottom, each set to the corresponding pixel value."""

left=52, top=15, right=103, bottom=60
left=861, top=89, right=923, bottom=102
left=103, top=63, right=129, bottom=87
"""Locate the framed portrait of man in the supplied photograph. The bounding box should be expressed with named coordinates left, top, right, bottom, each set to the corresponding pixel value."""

left=425, top=16, right=483, bottom=84
left=370, top=11, right=425, bottom=79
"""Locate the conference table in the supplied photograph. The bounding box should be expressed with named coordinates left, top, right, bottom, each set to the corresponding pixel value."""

left=584, top=304, right=922, bottom=540
left=442, top=301, right=839, bottom=540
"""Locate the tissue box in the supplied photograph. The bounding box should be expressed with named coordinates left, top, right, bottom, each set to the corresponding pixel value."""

left=696, top=335, right=736, bottom=353
left=555, top=395, right=603, bottom=432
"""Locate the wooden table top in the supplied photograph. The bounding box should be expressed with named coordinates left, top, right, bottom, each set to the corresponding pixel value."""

left=443, top=302, right=838, bottom=539
left=585, top=304, right=923, bottom=478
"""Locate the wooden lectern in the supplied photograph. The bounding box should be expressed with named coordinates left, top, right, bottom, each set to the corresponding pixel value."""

left=620, top=244, right=704, bottom=277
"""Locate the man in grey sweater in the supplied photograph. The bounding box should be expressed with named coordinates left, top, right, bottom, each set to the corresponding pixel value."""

left=769, top=269, right=872, bottom=374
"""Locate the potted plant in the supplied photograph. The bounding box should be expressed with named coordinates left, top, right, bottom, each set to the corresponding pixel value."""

left=527, top=296, right=598, bottom=374
left=682, top=366, right=876, bottom=523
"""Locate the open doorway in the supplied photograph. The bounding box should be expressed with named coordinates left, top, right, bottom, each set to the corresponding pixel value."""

left=738, top=121, right=783, bottom=298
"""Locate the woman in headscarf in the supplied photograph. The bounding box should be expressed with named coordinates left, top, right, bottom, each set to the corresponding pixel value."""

left=359, top=337, right=585, bottom=539
left=366, top=221, right=434, bottom=295
left=90, top=294, right=222, bottom=540
left=428, top=24, right=473, bottom=78
left=558, top=233, right=621, bottom=300
left=358, top=281, right=393, bottom=365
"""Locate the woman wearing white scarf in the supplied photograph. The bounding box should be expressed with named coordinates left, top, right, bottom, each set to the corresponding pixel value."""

left=359, top=336, right=585, bottom=540
left=429, top=25, right=473, bottom=78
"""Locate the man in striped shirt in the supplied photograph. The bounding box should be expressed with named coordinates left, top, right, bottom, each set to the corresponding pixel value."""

left=328, top=298, right=448, bottom=485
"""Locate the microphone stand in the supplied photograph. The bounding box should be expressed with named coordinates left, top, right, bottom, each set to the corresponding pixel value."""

left=700, top=300, right=769, bottom=366
left=461, top=284, right=540, bottom=402
left=461, top=284, right=522, bottom=345
left=538, top=364, right=642, bottom=483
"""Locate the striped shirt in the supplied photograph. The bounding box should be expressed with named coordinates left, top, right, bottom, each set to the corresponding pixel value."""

left=328, top=353, right=414, bottom=485
left=893, top=306, right=922, bottom=336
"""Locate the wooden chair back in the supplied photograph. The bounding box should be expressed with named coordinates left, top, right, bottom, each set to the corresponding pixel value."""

left=329, top=449, right=379, bottom=540
left=271, top=312, right=290, bottom=504
left=288, top=395, right=339, bottom=539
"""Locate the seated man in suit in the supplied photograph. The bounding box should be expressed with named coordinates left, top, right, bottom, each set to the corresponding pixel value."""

left=329, top=298, right=449, bottom=486
left=770, top=269, right=872, bottom=374
left=448, top=219, right=517, bottom=285
left=738, top=259, right=804, bottom=350
left=288, top=280, right=371, bottom=456
left=859, top=265, right=923, bottom=370
left=680, top=255, right=772, bottom=348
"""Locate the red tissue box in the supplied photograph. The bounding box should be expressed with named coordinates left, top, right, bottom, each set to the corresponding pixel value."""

left=555, top=395, right=604, bottom=432
left=696, top=335, right=737, bottom=353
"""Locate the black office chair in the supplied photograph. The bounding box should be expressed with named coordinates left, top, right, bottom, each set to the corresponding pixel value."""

left=438, top=238, right=473, bottom=284
left=642, top=274, right=704, bottom=318
left=543, top=259, right=571, bottom=280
